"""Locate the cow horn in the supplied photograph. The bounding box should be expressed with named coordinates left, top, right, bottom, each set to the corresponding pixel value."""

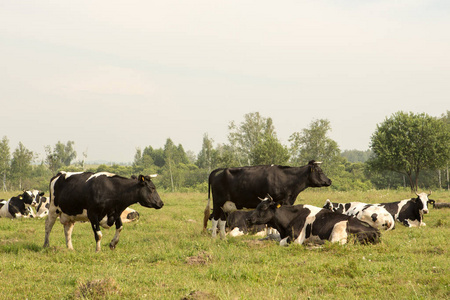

left=428, top=190, right=432, bottom=196
left=149, top=174, right=158, bottom=178
left=314, top=161, right=322, bottom=165
left=415, top=191, right=419, bottom=196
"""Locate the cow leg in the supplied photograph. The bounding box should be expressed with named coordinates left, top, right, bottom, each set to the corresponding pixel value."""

left=218, top=219, right=227, bottom=239
left=109, top=219, right=123, bottom=250
left=89, top=221, right=103, bottom=252
left=211, top=219, right=219, bottom=238
left=64, top=222, right=75, bottom=250
left=43, top=209, right=58, bottom=248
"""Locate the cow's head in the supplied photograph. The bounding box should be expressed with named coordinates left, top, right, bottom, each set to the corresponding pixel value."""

left=21, top=191, right=37, bottom=205
left=414, top=191, right=432, bottom=214
left=247, top=194, right=278, bottom=225
left=137, top=175, right=164, bottom=209
left=308, top=160, right=332, bottom=187
left=26, top=190, right=45, bottom=207
left=323, top=199, right=335, bottom=211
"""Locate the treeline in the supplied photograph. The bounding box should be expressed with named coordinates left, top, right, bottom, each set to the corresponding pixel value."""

left=1, top=111, right=449, bottom=193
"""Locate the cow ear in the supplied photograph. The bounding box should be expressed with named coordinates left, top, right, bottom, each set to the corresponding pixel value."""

left=39, top=192, right=45, bottom=196
left=138, top=175, right=146, bottom=184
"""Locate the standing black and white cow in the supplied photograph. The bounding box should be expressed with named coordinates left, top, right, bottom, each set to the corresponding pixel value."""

left=323, top=200, right=395, bottom=231
left=43, top=171, right=163, bottom=252
left=377, top=192, right=433, bottom=227
left=204, top=160, right=332, bottom=239
left=247, top=195, right=380, bottom=246
left=0, top=191, right=38, bottom=218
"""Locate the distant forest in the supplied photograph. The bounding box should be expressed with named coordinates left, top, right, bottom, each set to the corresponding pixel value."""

left=1, top=111, right=449, bottom=193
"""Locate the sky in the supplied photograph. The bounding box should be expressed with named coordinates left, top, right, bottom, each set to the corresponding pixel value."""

left=1, top=0, right=449, bottom=163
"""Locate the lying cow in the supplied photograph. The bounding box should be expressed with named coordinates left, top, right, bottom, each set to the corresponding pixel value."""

left=120, top=207, right=140, bottom=223
left=226, top=210, right=267, bottom=237
left=377, top=192, right=432, bottom=227
left=323, top=199, right=395, bottom=231
left=0, top=191, right=38, bottom=218
left=43, top=171, right=163, bottom=252
left=247, top=195, right=380, bottom=246
left=35, top=196, right=50, bottom=218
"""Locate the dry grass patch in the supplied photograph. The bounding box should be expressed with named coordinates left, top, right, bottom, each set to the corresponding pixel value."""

left=186, top=250, right=212, bottom=265
left=74, top=278, right=121, bottom=299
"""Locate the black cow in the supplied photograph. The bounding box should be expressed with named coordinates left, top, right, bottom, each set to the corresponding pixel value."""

left=203, top=160, right=332, bottom=238
left=0, top=191, right=37, bottom=219
left=43, top=171, right=163, bottom=252
left=377, top=192, right=432, bottom=227
left=247, top=196, right=380, bottom=246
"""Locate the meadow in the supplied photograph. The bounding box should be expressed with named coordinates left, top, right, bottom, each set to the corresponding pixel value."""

left=0, top=190, right=449, bottom=299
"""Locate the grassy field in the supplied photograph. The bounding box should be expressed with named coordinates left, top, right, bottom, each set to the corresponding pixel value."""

left=0, top=190, right=449, bottom=299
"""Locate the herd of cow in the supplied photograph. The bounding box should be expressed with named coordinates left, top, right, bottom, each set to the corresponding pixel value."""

left=0, top=160, right=439, bottom=252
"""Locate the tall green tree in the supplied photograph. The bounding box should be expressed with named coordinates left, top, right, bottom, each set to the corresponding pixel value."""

left=197, top=134, right=215, bottom=172
left=228, top=112, right=276, bottom=165
left=45, top=141, right=77, bottom=174
left=289, top=119, right=340, bottom=168
left=249, top=135, right=290, bottom=165
left=0, top=136, right=11, bottom=191
left=10, top=142, right=34, bottom=190
left=368, top=111, right=450, bottom=192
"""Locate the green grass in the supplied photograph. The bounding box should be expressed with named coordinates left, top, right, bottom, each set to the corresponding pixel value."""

left=0, top=190, right=449, bottom=299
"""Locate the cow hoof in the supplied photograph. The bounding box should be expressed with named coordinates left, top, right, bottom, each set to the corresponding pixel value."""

left=109, top=243, right=116, bottom=250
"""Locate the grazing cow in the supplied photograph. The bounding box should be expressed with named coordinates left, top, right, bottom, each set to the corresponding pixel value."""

left=247, top=195, right=380, bottom=246
left=0, top=191, right=37, bottom=219
left=226, top=210, right=267, bottom=237
left=43, top=171, right=163, bottom=252
left=323, top=199, right=395, bottom=231
left=204, top=160, right=332, bottom=239
left=376, top=192, right=433, bottom=227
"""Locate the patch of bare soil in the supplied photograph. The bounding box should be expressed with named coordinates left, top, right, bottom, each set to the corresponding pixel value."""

left=74, top=278, right=121, bottom=299
left=186, top=251, right=212, bottom=265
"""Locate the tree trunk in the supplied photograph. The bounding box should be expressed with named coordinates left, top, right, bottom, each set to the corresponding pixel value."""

left=2, top=173, right=6, bottom=192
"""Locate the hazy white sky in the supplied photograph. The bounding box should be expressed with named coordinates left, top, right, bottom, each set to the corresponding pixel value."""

left=1, top=0, right=449, bottom=163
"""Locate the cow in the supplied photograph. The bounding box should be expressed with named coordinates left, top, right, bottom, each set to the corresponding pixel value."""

left=226, top=210, right=267, bottom=237
left=323, top=199, right=395, bottom=231
left=0, top=191, right=37, bottom=219
left=203, top=160, right=332, bottom=239
left=43, top=171, right=163, bottom=252
left=120, top=207, right=140, bottom=223
left=247, top=195, right=380, bottom=246
left=376, top=192, right=433, bottom=227
left=35, top=196, right=50, bottom=218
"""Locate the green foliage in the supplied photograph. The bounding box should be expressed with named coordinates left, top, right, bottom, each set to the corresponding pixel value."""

left=0, top=136, right=11, bottom=191
left=0, top=191, right=448, bottom=299
left=45, top=141, right=77, bottom=174
left=289, top=119, right=340, bottom=168
left=369, top=111, right=450, bottom=191
left=10, top=142, right=34, bottom=190
left=228, top=112, right=277, bottom=165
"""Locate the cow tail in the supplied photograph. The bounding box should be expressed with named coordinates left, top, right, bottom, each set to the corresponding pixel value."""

left=203, top=176, right=212, bottom=233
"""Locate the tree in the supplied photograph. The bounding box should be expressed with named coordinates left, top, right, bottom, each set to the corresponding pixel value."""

left=10, top=142, right=34, bottom=190
left=289, top=119, right=340, bottom=168
left=0, top=136, right=11, bottom=191
left=228, top=112, right=276, bottom=165
left=368, top=111, right=450, bottom=192
left=45, top=141, right=77, bottom=174
left=249, top=135, right=290, bottom=165
left=197, top=134, right=215, bottom=172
